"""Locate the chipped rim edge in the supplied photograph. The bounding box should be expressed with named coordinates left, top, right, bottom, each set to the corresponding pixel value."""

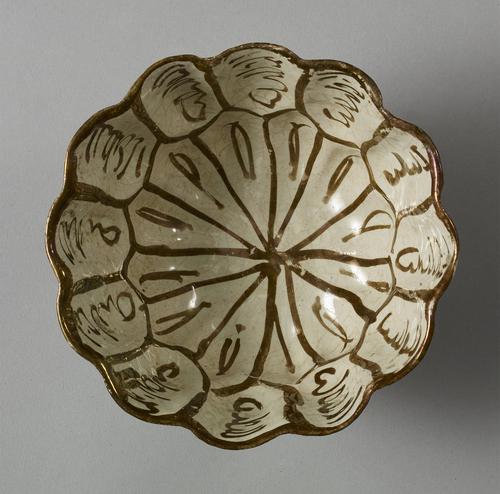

left=45, top=42, right=459, bottom=450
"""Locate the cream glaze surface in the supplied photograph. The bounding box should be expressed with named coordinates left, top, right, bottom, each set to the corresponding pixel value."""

left=47, top=43, right=458, bottom=448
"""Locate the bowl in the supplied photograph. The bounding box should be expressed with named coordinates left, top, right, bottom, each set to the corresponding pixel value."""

left=46, top=43, right=458, bottom=449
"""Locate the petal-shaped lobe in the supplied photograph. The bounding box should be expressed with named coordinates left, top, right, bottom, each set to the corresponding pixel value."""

left=145, top=271, right=265, bottom=356
left=293, top=357, right=373, bottom=429
left=197, top=276, right=268, bottom=391
left=260, top=272, right=315, bottom=385
left=303, top=69, right=385, bottom=145
left=302, top=189, right=396, bottom=258
left=213, top=48, right=302, bottom=115
left=148, top=138, right=263, bottom=247
left=297, top=258, right=394, bottom=315
left=74, top=109, right=156, bottom=200
left=392, top=205, right=455, bottom=292
left=197, top=110, right=271, bottom=244
left=55, top=200, right=129, bottom=281
left=357, top=295, right=428, bottom=375
left=126, top=251, right=262, bottom=300
left=70, top=279, right=148, bottom=357
left=365, top=127, right=433, bottom=214
left=140, top=60, right=221, bottom=138
left=277, top=139, right=370, bottom=251
left=193, top=384, right=287, bottom=444
left=289, top=271, right=367, bottom=356
left=128, top=189, right=248, bottom=250
left=261, top=271, right=366, bottom=385
left=267, top=110, right=321, bottom=238
left=106, top=345, right=205, bottom=416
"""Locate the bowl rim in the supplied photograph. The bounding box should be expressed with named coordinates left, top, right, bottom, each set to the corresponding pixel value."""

left=46, top=42, right=459, bottom=449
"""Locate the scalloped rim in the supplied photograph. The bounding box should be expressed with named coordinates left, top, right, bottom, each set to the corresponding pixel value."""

left=46, top=42, right=459, bottom=450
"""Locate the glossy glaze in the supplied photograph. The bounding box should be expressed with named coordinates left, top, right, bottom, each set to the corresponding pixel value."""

left=46, top=43, right=458, bottom=448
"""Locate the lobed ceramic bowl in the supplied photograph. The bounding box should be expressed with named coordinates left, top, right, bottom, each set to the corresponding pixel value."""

left=46, top=43, right=458, bottom=449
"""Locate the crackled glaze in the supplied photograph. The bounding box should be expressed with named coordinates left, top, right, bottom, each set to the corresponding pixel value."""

left=47, top=43, right=457, bottom=449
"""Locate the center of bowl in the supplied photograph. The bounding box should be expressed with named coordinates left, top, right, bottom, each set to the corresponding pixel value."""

left=264, top=249, right=293, bottom=275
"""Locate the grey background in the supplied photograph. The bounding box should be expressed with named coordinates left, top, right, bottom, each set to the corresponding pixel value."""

left=1, top=1, right=499, bottom=492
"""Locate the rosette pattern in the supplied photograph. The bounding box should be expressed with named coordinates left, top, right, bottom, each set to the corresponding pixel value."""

left=47, top=43, right=457, bottom=448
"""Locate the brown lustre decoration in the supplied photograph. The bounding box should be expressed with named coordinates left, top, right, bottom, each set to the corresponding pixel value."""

left=47, top=43, right=458, bottom=449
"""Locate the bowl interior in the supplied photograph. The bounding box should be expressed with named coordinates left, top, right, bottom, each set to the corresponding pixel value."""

left=48, top=44, right=457, bottom=447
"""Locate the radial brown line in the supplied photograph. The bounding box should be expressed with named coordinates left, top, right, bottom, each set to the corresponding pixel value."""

left=213, top=270, right=278, bottom=397
left=145, top=263, right=267, bottom=304
left=284, top=267, right=325, bottom=365
left=190, top=134, right=269, bottom=249
left=289, top=185, right=373, bottom=252
left=274, top=132, right=324, bottom=246
left=169, top=151, right=224, bottom=210
left=289, top=249, right=389, bottom=266
left=155, top=301, right=212, bottom=336
left=273, top=304, right=295, bottom=373
left=288, top=265, right=376, bottom=322
left=144, top=182, right=256, bottom=250
left=196, top=271, right=267, bottom=357
left=134, top=245, right=267, bottom=259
